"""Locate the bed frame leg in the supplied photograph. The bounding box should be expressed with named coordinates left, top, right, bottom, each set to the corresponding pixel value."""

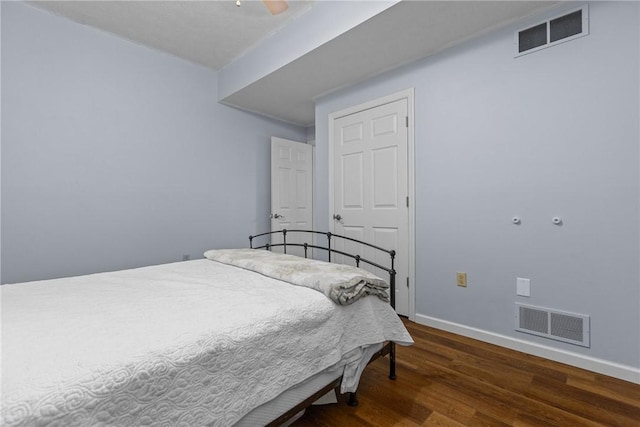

left=389, top=342, right=397, bottom=380
left=348, top=392, right=359, bottom=407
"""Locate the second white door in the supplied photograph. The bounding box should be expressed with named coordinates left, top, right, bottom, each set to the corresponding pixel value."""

left=271, top=137, right=313, bottom=256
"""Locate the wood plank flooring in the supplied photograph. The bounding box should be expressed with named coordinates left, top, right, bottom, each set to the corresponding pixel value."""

left=292, top=319, right=640, bottom=426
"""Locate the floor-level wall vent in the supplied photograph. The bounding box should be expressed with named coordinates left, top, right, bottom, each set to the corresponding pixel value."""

left=516, top=303, right=590, bottom=347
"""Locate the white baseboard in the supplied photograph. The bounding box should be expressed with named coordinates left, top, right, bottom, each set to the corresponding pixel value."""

left=414, top=314, right=640, bottom=385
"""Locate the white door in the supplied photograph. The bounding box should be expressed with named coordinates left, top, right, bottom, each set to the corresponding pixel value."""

left=332, top=98, right=410, bottom=316
left=271, top=137, right=313, bottom=256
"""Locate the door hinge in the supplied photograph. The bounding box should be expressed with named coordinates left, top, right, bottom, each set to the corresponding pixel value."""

left=406, top=277, right=410, bottom=288
left=406, top=196, right=409, bottom=208
left=405, top=116, right=409, bottom=128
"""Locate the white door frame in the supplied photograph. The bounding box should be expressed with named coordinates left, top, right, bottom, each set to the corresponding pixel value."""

left=328, top=88, right=416, bottom=320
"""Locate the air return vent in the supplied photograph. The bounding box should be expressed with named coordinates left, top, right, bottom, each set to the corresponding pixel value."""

left=515, top=5, right=589, bottom=57
left=516, top=303, right=590, bottom=347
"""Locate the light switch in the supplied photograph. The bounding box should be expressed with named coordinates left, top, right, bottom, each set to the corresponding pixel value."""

left=516, top=277, right=530, bottom=297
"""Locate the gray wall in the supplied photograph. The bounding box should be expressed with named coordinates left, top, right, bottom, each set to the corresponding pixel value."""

left=315, top=2, right=639, bottom=368
left=1, top=2, right=306, bottom=284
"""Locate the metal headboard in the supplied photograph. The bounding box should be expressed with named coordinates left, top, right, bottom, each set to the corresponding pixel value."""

left=249, top=229, right=397, bottom=310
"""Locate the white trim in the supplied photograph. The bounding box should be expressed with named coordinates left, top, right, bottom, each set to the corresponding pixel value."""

left=328, top=88, right=416, bottom=321
left=310, top=144, right=316, bottom=257
left=415, top=313, right=640, bottom=385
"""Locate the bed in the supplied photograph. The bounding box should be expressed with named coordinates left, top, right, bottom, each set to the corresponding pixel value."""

left=1, top=230, right=413, bottom=427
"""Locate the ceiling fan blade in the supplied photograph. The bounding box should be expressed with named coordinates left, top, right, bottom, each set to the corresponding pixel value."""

left=263, top=0, right=289, bottom=15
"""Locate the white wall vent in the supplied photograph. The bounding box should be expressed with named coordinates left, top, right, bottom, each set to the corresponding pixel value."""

left=515, top=5, right=589, bottom=57
left=515, top=303, right=590, bottom=347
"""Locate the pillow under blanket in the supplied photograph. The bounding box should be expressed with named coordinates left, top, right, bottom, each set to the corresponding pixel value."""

left=203, top=248, right=390, bottom=305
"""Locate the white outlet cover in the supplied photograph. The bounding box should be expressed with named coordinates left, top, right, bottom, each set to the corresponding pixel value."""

left=516, top=277, right=531, bottom=297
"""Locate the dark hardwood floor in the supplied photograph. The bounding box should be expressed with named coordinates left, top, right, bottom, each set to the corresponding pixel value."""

left=292, top=319, right=640, bottom=426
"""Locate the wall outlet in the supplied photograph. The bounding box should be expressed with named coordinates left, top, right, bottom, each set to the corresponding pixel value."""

left=456, top=272, right=467, bottom=287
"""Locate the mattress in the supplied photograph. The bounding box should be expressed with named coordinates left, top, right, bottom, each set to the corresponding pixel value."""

left=234, top=343, right=384, bottom=427
left=233, top=367, right=342, bottom=427
left=1, top=258, right=412, bottom=427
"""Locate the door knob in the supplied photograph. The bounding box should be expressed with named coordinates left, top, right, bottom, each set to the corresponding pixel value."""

left=271, top=213, right=283, bottom=219
left=333, top=214, right=342, bottom=221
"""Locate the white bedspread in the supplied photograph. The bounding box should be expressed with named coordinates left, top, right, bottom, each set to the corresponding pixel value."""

left=1, top=259, right=412, bottom=427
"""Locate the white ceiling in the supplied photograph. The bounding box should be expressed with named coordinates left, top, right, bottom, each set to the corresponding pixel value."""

left=30, top=1, right=560, bottom=127
left=30, top=0, right=316, bottom=70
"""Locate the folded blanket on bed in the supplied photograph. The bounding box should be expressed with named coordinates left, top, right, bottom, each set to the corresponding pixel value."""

left=203, top=248, right=390, bottom=305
